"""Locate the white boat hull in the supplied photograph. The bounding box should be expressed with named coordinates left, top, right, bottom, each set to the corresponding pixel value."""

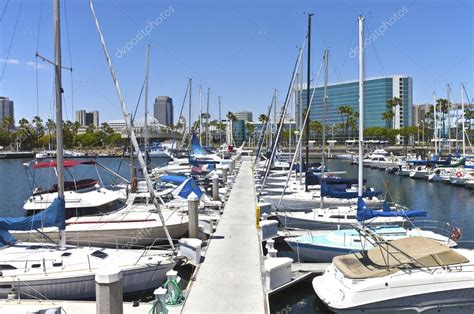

left=0, top=262, right=174, bottom=300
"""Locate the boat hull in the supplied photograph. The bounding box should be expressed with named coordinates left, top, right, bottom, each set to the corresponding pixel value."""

left=286, top=240, right=356, bottom=262
left=323, top=288, right=474, bottom=313
left=0, top=262, right=174, bottom=300
left=13, top=221, right=188, bottom=248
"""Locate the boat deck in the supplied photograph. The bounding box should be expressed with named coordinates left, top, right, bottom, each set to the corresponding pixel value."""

left=183, top=158, right=266, bottom=313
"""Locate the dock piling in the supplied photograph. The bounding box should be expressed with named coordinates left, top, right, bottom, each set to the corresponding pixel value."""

left=187, top=192, right=199, bottom=238
left=95, top=267, right=123, bottom=314
left=212, top=173, right=219, bottom=201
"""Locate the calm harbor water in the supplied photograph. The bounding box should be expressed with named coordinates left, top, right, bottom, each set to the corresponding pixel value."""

left=1, top=157, right=473, bottom=313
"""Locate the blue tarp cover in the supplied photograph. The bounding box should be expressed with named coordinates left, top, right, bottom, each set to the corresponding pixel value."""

left=321, top=185, right=382, bottom=199
left=356, top=198, right=427, bottom=222
left=161, top=175, right=187, bottom=185
left=178, top=178, right=203, bottom=199
left=0, top=198, right=65, bottom=246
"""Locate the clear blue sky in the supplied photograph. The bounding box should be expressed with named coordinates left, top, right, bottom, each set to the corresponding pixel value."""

left=0, top=0, right=472, bottom=124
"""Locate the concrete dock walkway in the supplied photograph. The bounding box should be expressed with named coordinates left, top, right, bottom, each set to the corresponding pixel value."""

left=183, top=159, right=266, bottom=313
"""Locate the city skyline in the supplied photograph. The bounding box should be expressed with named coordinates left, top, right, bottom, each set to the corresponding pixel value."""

left=0, top=0, right=471, bottom=125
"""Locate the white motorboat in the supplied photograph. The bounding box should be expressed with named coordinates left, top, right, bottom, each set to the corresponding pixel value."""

left=286, top=225, right=455, bottom=262
left=449, top=170, right=474, bottom=186
left=427, top=168, right=453, bottom=182
left=409, top=166, right=431, bottom=179
left=313, top=236, right=474, bottom=312
left=23, top=160, right=125, bottom=218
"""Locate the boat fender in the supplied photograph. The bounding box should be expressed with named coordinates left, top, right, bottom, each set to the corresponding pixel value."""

left=451, top=227, right=462, bottom=241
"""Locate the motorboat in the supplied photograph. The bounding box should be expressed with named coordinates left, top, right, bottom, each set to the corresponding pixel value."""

left=286, top=225, right=455, bottom=262
left=23, top=160, right=125, bottom=218
left=313, top=236, right=474, bottom=312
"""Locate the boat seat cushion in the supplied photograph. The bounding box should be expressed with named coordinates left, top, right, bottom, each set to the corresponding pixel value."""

left=334, top=236, right=469, bottom=279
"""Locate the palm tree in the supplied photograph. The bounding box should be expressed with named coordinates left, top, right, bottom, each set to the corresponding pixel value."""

left=19, top=118, right=29, bottom=128
left=436, top=98, right=449, bottom=137
left=2, top=116, right=14, bottom=133
left=258, top=114, right=269, bottom=123
left=226, top=111, right=237, bottom=121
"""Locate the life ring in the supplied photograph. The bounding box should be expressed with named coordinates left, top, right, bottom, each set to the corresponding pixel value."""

left=451, top=227, right=462, bottom=241
left=455, top=171, right=463, bottom=178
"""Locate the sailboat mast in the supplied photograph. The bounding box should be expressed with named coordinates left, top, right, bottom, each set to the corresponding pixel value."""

left=199, top=85, right=203, bottom=144
left=299, top=47, right=303, bottom=183
left=219, top=96, right=222, bottom=148
left=305, top=13, right=313, bottom=173
left=188, top=78, right=192, bottom=138
left=320, top=49, right=329, bottom=209
left=433, top=92, right=438, bottom=156
left=206, top=88, right=210, bottom=146
left=358, top=15, right=364, bottom=198
left=54, top=0, right=66, bottom=250
left=144, top=44, right=150, bottom=166
left=447, top=84, right=451, bottom=154
left=461, top=83, right=466, bottom=157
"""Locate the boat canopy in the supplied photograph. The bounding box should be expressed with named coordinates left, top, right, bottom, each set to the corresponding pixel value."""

left=333, top=236, right=468, bottom=279
left=0, top=198, right=65, bottom=246
left=356, top=198, right=426, bottom=222
left=33, top=160, right=96, bottom=169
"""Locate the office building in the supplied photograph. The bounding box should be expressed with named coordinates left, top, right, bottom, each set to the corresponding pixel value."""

left=412, top=104, right=431, bottom=126
left=154, top=96, right=173, bottom=125
left=0, top=96, right=14, bottom=125
left=234, top=111, right=253, bottom=122
left=297, top=75, right=413, bottom=131
left=75, top=110, right=99, bottom=127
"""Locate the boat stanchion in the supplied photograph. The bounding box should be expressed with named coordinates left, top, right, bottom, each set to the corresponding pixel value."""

left=95, top=267, right=123, bottom=314
left=187, top=192, right=200, bottom=238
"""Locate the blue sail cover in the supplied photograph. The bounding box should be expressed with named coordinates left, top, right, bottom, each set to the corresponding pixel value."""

left=190, top=133, right=206, bottom=156
left=178, top=178, right=203, bottom=199
left=305, top=172, right=365, bottom=186
left=356, top=198, right=427, bottom=222
left=321, top=184, right=382, bottom=199
left=0, top=198, right=65, bottom=245
left=161, top=175, right=187, bottom=185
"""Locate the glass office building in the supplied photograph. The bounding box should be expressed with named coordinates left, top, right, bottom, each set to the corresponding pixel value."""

left=297, top=75, right=413, bottom=131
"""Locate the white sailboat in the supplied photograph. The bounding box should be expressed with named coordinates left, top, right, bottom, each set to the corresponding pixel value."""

left=0, top=0, right=176, bottom=300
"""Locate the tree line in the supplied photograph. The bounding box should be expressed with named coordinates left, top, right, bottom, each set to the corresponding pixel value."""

left=0, top=116, right=123, bottom=150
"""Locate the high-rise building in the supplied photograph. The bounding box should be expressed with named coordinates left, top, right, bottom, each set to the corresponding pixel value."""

left=75, top=110, right=99, bottom=127
left=234, top=111, right=253, bottom=122
left=412, top=104, right=431, bottom=126
left=154, top=96, right=173, bottom=125
left=0, top=96, right=14, bottom=125
left=298, top=75, right=413, bottom=131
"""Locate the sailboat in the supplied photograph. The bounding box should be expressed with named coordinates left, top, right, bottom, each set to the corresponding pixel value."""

left=313, top=15, right=474, bottom=312
left=0, top=0, right=175, bottom=299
